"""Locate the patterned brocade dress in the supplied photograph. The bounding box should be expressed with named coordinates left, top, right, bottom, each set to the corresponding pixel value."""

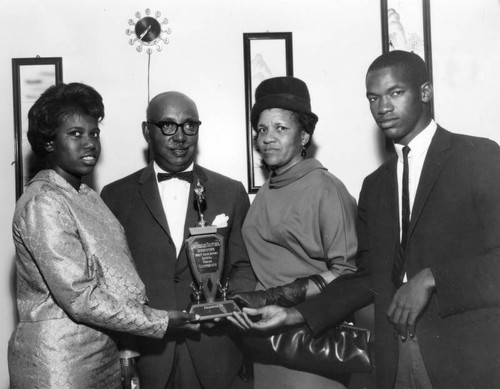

left=8, top=170, right=169, bottom=389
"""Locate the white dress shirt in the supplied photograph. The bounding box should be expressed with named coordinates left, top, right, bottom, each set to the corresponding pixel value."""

left=154, top=162, right=194, bottom=258
left=394, top=120, right=437, bottom=281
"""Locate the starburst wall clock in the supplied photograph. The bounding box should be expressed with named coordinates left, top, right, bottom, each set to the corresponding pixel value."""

left=126, top=9, right=171, bottom=54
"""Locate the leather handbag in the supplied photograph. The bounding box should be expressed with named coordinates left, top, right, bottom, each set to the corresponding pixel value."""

left=243, top=322, right=372, bottom=378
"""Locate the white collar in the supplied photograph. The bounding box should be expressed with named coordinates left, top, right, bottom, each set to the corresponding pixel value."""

left=153, top=162, right=194, bottom=175
left=394, top=120, right=437, bottom=160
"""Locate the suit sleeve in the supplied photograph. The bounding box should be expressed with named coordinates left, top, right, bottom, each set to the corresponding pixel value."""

left=295, top=270, right=373, bottom=335
left=433, top=140, right=500, bottom=316
left=225, top=181, right=257, bottom=293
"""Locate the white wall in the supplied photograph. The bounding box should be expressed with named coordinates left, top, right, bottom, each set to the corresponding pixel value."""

left=1, top=1, right=499, bottom=387
left=432, top=0, right=500, bottom=136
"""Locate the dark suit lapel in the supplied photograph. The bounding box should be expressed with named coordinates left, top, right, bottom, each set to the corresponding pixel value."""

left=384, top=157, right=401, bottom=239
left=138, top=164, right=172, bottom=237
left=409, top=127, right=451, bottom=238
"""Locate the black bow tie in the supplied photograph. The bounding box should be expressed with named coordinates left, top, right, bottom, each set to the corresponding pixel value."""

left=157, top=171, right=194, bottom=183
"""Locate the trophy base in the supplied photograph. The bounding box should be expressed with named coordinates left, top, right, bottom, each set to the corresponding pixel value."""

left=188, top=299, right=241, bottom=321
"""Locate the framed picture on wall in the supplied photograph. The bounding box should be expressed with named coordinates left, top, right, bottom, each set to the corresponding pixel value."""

left=243, top=32, right=293, bottom=193
left=380, top=0, right=433, bottom=115
left=12, top=57, right=63, bottom=200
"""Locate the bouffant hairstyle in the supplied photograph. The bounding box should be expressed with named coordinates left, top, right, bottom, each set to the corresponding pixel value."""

left=27, top=82, right=104, bottom=158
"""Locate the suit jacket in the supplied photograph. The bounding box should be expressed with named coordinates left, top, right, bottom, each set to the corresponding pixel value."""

left=101, top=163, right=256, bottom=389
left=297, top=127, right=500, bottom=388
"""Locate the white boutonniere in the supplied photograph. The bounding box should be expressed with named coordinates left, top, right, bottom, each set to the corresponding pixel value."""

left=212, top=213, right=229, bottom=228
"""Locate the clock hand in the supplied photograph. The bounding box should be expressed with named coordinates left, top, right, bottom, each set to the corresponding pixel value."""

left=139, top=25, right=152, bottom=40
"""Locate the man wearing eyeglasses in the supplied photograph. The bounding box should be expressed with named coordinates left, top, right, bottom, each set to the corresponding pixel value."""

left=101, top=91, right=256, bottom=389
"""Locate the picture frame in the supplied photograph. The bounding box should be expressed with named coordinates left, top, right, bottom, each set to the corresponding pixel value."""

left=380, top=0, right=433, bottom=116
left=243, top=32, right=293, bottom=193
left=12, top=57, right=63, bottom=199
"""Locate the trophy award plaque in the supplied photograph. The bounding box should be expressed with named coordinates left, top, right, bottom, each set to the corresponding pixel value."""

left=185, top=180, right=242, bottom=320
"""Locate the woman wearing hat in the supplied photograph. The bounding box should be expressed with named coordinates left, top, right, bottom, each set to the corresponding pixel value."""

left=230, top=76, right=358, bottom=388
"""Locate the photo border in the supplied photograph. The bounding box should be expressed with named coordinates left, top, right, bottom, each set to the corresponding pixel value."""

left=243, top=32, right=293, bottom=193
left=12, top=57, right=63, bottom=200
left=380, top=0, right=433, bottom=116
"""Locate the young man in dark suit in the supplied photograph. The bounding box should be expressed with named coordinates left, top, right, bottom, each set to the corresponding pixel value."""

left=101, top=91, right=256, bottom=389
left=234, top=51, right=500, bottom=388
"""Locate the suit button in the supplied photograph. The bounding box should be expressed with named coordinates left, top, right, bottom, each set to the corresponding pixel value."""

left=174, top=276, right=180, bottom=283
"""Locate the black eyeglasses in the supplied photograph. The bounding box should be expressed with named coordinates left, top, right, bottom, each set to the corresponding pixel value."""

left=145, top=120, right=202, bottom=136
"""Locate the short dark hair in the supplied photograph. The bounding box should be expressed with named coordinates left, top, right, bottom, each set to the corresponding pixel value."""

left=291, top=111, right=318, bottom=136
left=291, top=111, right=317, bottom=149
left=27, top=82, right=104, bottom=157
left=367, top=50, right=429, bottom=87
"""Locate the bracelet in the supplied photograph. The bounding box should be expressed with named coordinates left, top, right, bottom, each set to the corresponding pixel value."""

left=120, top=358, right=136, bottom=367
left=308, top=274, right=328, bottom=292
